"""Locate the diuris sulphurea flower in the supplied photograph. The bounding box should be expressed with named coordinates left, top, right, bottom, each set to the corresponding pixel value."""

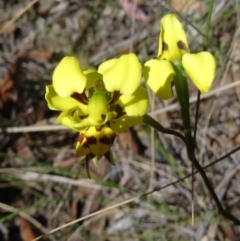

left=45, top=53, right=148, bottom=176
left=143, top=13, right=216, bottom=99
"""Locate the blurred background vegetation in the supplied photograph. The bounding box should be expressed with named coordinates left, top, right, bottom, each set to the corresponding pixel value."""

left=0, top=0, right=240, bottom=240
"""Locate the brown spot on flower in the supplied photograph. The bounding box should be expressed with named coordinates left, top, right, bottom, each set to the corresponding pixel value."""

left=83, top=141, right=89, bottom=148
left=177, top=40, right=188, bottom=51
left=101, top=114, right=106, bottom=120
left=109, top=91, right=121, bottom=105
left=115, top=104, right=126, bottom=118
left=71, top=92, right=88, bottom=104
left=100, top=133, right=116, bottom=145
left=87, top=136, right=97, bottom=145
left=100, top=136, right=112, bottom=145
left=162, top=42, right=168, bottom=51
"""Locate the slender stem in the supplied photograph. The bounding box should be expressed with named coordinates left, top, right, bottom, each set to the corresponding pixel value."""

left=172, top=60, right=240, bottom=225
left=143, top=114, right=185, bottom=144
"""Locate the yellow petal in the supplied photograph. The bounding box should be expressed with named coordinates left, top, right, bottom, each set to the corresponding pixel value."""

left=143, top=59, right=175, bottom=99
left=84, top=69, right=103, bottom=89
left=102, top=53, right=141, bottom=95
left=86, top=125, right=116, bottom=159
left=53, top=56, right=87, bottom=97
left=158, top=14, right=189, bottom=61
left=98, top=59, right=118, bottom=75
left=45, top=85, right=86, bottom=111
left=118, top=86, right=148, bottom=116
left=182, top=52, right=216, bottom=93
left=56, top=106, right=86, bottom=132
left=110, top=116, right=143, bottom=134
left=56, top=109, right=77, bottom=131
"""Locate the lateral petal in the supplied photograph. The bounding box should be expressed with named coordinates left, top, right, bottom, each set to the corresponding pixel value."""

left=53, top=56, right=87, bottom=97
left=182, top=52, right=216, bottom=93
left=143, top=59, right=175, bottom=99
left=45, top=85, right=86, bottom=111
left=118, top=85, right=148, bottom=116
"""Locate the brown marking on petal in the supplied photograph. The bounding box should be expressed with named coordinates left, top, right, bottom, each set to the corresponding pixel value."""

left=71, top=92, right=88, bottom=105
left=100, top=133, right=116, bottom=145
left=101, top=114, right=106, bottom=120
left=162, top=42, right=168, bottom=51
left=79, top=114, right=89, bottom=120
left=83, top=141, right=89, bottom=148
left=87, top=136, right=97, bottom=145
left=177, top=40, right=188, bottom=51
left=115, top=104, right=126, bottom=118
left=109, top=91, right=121, bottom=105
left=99, top=136, right=112, bottom=145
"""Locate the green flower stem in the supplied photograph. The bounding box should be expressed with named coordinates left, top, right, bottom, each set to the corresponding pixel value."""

left=173, top=61, right=240, bottom=225
left=143, top=114, right=185, bottom=143
left=172, top=60, right=193, bottom=152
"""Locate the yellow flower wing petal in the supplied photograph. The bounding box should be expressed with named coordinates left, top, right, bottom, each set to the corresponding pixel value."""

left=53, top=56, right=87, bottom=97
left=56, top=110, right=78, bottom=131
left=110, top=116, right=143, bottom=134
left=158, top=14, right=189, bottom=61
left=182, top=52, right=216, bottom=93
left=143, top=59, right=175, bottom=99
left=84, top=69, right=102, bottom=89
left=45, top=85, right=86, bottom=111
left=98, top=59, right=118, bottom=75
left=118, top=85, right=148, bottom=116
left=56, top=106, right=87, bottom=132
left=102, top=53, right=141, bottom=95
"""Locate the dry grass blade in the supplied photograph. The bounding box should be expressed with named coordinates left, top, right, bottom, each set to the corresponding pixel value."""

left=0, top=202, right=56, bottom=241
left=31, top=145, right=240, bottom=241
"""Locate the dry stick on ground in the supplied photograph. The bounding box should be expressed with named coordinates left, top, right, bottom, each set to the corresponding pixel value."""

left=31, top=145, right=240, bottom=241
left=143, top=114, right=240, bottom=225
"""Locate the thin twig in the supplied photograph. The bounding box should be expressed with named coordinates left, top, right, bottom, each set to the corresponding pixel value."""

left=0, top=0, right=39, bottom=34
left=0, top=202, right=56, bottom=241
left=32, top=145, right=240, bottom=241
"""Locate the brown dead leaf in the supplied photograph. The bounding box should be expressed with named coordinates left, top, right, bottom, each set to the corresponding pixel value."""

left=27, top=50, right=53, bottom=60
left=16, top=217, right=36, bottom=241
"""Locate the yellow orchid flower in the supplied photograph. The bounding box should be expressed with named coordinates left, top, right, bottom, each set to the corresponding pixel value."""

left=45, top=53, right=148, bottom=167
left=143, top=13, right=216, bottom=99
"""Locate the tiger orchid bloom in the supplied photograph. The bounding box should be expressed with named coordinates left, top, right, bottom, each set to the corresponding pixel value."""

left=45, top=54, right=148, bottom=168
left=143, top=13, right=216, bottom=99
